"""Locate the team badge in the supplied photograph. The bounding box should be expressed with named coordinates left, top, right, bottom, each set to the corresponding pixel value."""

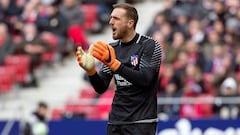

left=130, top=54, right=139, bottom=66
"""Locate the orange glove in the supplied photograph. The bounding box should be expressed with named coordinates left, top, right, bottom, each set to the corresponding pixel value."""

left=92, top=41, right=121, bottom=71
left=76, top=46, right=96, bottom=76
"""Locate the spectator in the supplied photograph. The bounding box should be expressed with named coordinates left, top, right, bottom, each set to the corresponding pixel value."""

left=185, top=40, right=206, bottom=70
left=223, top=33, right=238, bottom=59
left=180, top=63, right=206, bottom=119
left=59, top=0, right=84, bottom=31
left=145, top=11, right=166, bottom=37
left=158, top=64, right=181, bottom=95
left=202, top=30, right=223, bottom=61
left=152, top=30, right=183, bottom=64
left=160, top=22, right=173, bottom=42
left=170, top=31, right=186, bottom=60
left=187, top=19, right=205, bottom=44
left=225, top=0, right=239, bottom=17
left=236, top=8, right=240, bottom=32
left=175, top=0, right=205, bottom=20
left=0, top=1, right=5, bottom=22
left=59, top=0, right=89, bottom=50
left=21, top=101, right=49, bottom=135
left=183, top=63, right=205, bottom=96
left=173, top=50, right=189, bottom=81
left=158, top=79, right=182, bottom=120
left=14, top=2, right=39, bottom=33
left=0, top=0, right=25, bottom=34
left=234, top=49, right=240, bottom=81
left=204, top=45, right=233, bottom=89
left=0, top=22, right=15, bottom=65
left=212, top=20, right=225, bottom=42
left=162, top=0, right=175, bottom=24
left=36, top=3, right=67, bottom=41
left=173, top=12, right=188, bottom=38
left=40, top=0, right=56, bottom=5
left=225, top=17, right=239, bottom=35
left=209, top=1, right=226, bottom=23
left=36, top=2, right=69, bottom=61
left=214, top=77, right=239, bottom=119
left=15, top=23, right=52, bottom=87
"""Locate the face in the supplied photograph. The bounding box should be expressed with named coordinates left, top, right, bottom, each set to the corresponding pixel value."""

left=24, top=24, right=36, bottom=36
left=152, top=31, right=165, bottom=44
left=208, top=31, right=219, bottom=43
left=64, top=0, right=75, bottom=7
left=0, top=24, right=7, bottom=38
left=39, top=106, right=48, bottom=117
left=186, top=41, right=198, bottom=53
left=178, top=51, right=188, bottom=65
left=186, top=64, right=196, bottom=77
left=109, top=8, right=132, bottom=40
left=173, top=32, right=184, bottom=46
left=213, top=45, right=223, bottom=57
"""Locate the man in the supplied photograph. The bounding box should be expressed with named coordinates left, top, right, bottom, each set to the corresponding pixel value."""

left=0, top=22, right=14, bottom=65
left=76, top=3, right=162, bottom=135
left=16, top=23, right=52, bottom=87
left=21, top=101, right=49, bottom=135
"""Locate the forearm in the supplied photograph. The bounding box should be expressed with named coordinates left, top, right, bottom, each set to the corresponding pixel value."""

left=88, top=73, right=110, bottom=94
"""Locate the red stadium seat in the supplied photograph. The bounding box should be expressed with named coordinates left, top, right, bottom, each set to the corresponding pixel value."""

left=180, top=94, right=214, bottom=119
left=95, top=89, right=114, bottom=119
left=79, top=86, right=97, bottom=99
left=40, top=33, right=58, bottom=63
left=64, top=104, right=87, bottom=114
left=51, top=108, right=64, bottom=120
left=85, top=106, right=100, bottom=120
left=63, top=86, right=100, bottom=119
left=64, top=103, right=100, bottom=119
left=80, top=4, right=98, bottom=31
left=0, top=66, right=15, bottom=93
left=4, top=55, right=30, bottom=83
left=196, top=94, right=214, bottom=118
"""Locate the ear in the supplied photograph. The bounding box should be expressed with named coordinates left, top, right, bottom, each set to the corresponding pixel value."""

left=127, top=19, right=135, bottom=28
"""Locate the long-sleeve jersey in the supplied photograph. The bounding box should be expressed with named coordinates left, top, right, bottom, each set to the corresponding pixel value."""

left=89, top=33, right=162, bottom=124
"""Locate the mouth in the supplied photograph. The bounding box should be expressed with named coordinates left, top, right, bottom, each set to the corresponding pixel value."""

left=112, top=27, right=117, bottom=34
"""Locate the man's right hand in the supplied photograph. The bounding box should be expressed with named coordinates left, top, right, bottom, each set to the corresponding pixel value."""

left=76, top=46, right=96, bottom=76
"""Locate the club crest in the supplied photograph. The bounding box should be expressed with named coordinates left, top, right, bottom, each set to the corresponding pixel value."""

left=130, top=54, right=139, bottom=66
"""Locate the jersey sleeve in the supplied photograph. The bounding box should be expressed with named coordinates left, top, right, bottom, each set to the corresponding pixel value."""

left=89, top=64, right=113, bottom=94
left=116, top=39, right=162, bottom=88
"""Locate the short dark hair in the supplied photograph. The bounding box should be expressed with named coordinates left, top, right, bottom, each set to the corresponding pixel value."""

left=113, top=3, right=138, bottom=29
left=38, top=101, right=48, bottom=109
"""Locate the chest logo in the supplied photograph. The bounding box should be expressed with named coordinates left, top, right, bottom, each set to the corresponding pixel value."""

left=130, top=54, right=139, bottom=66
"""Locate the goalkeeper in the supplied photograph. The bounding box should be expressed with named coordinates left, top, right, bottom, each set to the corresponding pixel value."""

left=76, top=3, right=162, bottom=135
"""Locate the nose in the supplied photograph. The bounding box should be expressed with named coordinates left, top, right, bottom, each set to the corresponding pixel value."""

left=109, top=18, right=113, bottom=25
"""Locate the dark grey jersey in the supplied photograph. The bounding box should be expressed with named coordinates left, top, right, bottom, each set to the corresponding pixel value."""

left=89, top=33, right=162, bottom=124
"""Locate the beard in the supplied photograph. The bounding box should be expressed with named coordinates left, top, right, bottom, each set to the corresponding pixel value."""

left=112, top=25, right=129, bottom=40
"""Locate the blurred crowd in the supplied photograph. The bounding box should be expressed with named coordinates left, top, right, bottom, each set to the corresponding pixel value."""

left=149, top=0, right=240, bottom=120
left=0, top=0, right=142, bottom=121
left=0, top=0, right=115, bottom=88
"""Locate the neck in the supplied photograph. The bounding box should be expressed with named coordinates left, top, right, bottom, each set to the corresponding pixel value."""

left=120, top=30, right=136, bottom=43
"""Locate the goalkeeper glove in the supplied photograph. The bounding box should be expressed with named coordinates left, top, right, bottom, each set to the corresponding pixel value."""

left=92, top=41, right=121, bottom=72
left=76, top=46, right=96, bottom=76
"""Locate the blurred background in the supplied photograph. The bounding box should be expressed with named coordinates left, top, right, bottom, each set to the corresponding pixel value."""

left=0, top=0, right=240, bottom=134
